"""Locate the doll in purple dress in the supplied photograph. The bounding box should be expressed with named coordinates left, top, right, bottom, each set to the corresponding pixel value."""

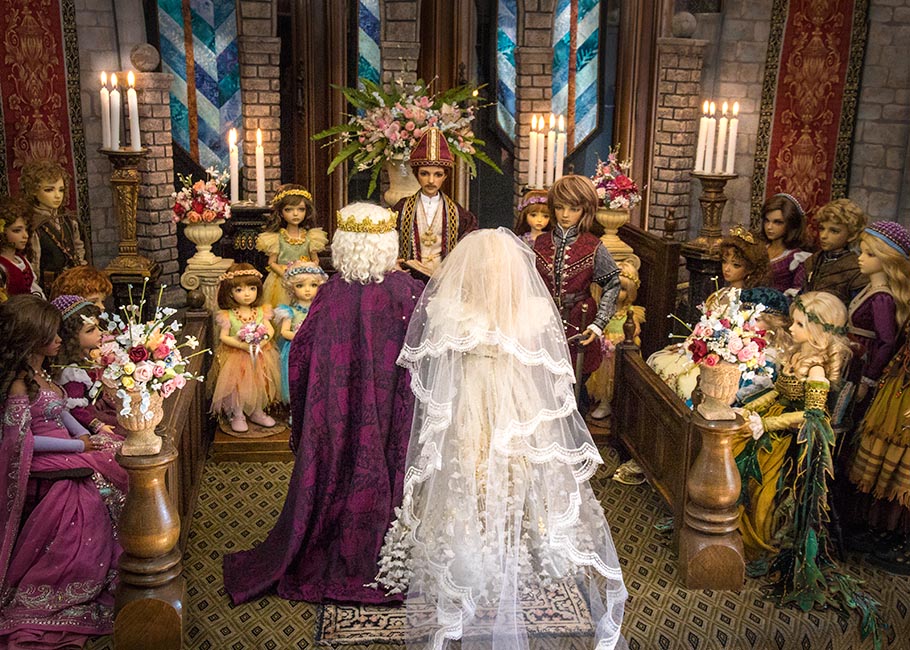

left=0, top=295, right=126, bottom=648
left=758, top=193, right=809, bottom=295
left=847, top=221, right=910, bottom=404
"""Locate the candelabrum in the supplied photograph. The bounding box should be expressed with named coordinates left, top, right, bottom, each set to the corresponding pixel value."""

left=686, top=171, right=738, bottom=253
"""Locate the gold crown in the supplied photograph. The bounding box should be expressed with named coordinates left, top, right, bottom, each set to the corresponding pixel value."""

left=335, top=209, right=397, bottom=234
left=219, top=268, right=262, bottom=282
left=271, top=188, right=312, bottom=206
left=729, top=225, right=755, bottom=244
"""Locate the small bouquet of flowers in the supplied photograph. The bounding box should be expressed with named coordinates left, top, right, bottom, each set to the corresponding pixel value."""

left=92, top=280, right=209, bottom=419
left=172, top=167, right=232, bottom=224
left=590, top=148, right=642, bottom=211
left=237, top=322, right=269, bottom=366
left=683, top=288, right=771, bottom=378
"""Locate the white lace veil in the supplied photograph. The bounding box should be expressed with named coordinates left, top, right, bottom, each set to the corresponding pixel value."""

left=375, top=228, right=627, bottom=650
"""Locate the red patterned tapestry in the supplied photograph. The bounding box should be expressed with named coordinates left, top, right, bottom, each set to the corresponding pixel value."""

left=0, top=0, right=89, bottom=244
left=750, top=0, right=868, bottom=232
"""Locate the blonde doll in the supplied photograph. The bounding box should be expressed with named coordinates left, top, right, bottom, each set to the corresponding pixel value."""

left=256, top=184, right=327, bottom=307
left=734, top=292, right=883, bottom=644
left=512, top=188, right=551, bottom=247
left=0, top=197, right=43, bottom=298
left=588, top=256, right=645, bottom=420
left=274, top=260, right=327, bottom=403
left=212, top=263, right=282, bottom=434
left=847, top=221, right=910, bottom=403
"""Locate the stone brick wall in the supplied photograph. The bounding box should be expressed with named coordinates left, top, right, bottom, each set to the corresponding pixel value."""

left=848, top=0, right=910, bottom=223
left=649, top=37, right=708, bottom=238
left=132, top=71, right=180, bottom=294
left=381, top=1, right=420, bottom=83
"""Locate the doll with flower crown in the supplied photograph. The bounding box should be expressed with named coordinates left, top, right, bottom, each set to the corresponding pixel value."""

left=256, top=184, right=328, bottom=307
left=512, top=188, right=551, bottom=247
left=212, top=263, right=282, bottom=434
left=733, top=292, right=884, bottom=644
left=758, top=193, right=810, bottom=294
left=274, top=260, right=327, bottom=402
left=588, top=257, right=645, bottom=420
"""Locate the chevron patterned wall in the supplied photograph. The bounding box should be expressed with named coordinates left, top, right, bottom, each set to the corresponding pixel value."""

left=158, top=0, right=241, bottom=170
left=495, top=0, right=517, bottom=142
left=358, top=0, right=381, bottom=85
left=552, top=0, right=600, bottom=149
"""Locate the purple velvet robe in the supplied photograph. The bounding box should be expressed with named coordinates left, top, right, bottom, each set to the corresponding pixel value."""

left=223, top=271, right=423, bottom=605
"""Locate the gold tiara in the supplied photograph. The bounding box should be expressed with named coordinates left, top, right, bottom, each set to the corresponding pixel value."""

left=619, top=270, right=641, bottom=288
left=271, top=188, right=312, bottom=206
left=335, top=209, right=397, bottom=234
left=219, top=268, right=262, bottom=282
left=729, top=225, right=755, bottom=244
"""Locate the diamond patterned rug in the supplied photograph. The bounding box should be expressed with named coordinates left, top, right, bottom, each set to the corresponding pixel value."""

left=86, top=440, right=910, bottom=649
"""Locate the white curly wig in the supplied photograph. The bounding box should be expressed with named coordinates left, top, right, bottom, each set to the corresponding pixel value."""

left=332, top=202, right=400, bottom=284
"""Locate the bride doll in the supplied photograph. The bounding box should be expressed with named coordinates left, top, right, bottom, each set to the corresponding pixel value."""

left=373, top=228, right=627, bottom=650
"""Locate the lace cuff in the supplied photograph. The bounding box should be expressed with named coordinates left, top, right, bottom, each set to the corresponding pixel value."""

left=804, top=379, right=830, bottom=412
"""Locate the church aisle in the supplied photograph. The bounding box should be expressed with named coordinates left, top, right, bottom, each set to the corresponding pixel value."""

left=88, top=443, right=909, bottom=649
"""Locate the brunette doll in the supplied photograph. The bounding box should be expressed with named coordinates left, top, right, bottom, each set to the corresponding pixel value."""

left=758, top=193, right=809, bottom=294
left=512, top=188, right=551, bottom=247
left=720, top=226, right=772, bottom=290
left=20, top=160, right=87, bottom=288
left=0, top=196, right=43, bottom=298
left=256, top=184, right=327, bottom=307
left=212, top=263, right=282, bottom=434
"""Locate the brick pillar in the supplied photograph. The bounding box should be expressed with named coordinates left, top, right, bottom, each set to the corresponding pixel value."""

left=649, top=37, right=709, bottom=239
left=381, top=1, right=420, bottom=83
left=132, top=71, right=181, bottom=301
left=237, top=36, right=281, bottom=202
left=514, top=45, right=553, bottom=200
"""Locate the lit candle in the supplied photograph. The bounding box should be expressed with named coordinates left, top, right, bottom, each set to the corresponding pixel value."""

left=528, top=115, right=539, bottom=187
left=255, top=128, right=265, bottom=206
left=100, top=72, right=111, bottom=150
left=535, top=116, right=545, bottom=189
left=704, top=101, right=716, bottom=175
left=714, top=101, right=728, bottom=173
left=725, top=102, right=739, bottom=175
left=228, top=128, right=239, bottom=203
left=555, top=115, right=567, bottom=181
left=127, top=71, right=141, bottom=151
left=109, top=73, right=121, bottom=150
left=545, top=113, right=556, bottom=187
left=694, top=100, right=708, bottom=172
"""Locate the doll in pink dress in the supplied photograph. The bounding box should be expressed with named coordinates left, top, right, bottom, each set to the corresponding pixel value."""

left=758, top=193, right=809, bottom=295
left=212, top=263, right=282, bottom=434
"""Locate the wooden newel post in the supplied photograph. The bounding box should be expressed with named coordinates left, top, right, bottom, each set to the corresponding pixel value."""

left=678, top=412, right=746, bottom=589
left=114, top=436, right=183, bottom=649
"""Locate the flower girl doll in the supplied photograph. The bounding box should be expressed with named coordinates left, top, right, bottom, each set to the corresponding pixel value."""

left=0, top=197, right=43, bottom=298
left=213, top=263, right=282, bottom=434
left=512, top=188, right=551, bottom=247
left=256, top=184, right=327, bottom=307
left=274, top=260, right=327, bottom=403
left=50, top=295, right=119, bottom=436
left=758, top=193, right=809, bottom=294
left=734, top=292, right=884, bottom=645
left=847, top=221, right=910, bottom=404
left=588, top=256, right=645, bottom=420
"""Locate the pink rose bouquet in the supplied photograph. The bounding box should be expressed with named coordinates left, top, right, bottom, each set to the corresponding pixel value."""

left=172, top=167, right=231, bottom=224
left=590, top=148, right=642, bottom=211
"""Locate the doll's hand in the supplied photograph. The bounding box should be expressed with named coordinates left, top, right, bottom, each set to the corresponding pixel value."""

left=579, top=329, right=600, bottom=347
left=79, top=434, right=97, bottom=452
left=95, top=424, right=115, bottom=437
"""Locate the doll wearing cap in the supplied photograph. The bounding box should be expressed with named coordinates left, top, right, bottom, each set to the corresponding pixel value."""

left=394, top=127, right=477, bottom=279
left=800, top=198, right=869, bottom=304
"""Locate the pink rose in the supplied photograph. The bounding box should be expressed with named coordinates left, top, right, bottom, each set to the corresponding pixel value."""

left=160, top=380, right=177, bottom=398
left=728, top=335, right=743, bottom=354
left=737, top=342, right=759, bottom=362
left=173, top=374, right=187, bottom=390
left=152, top=363, right=166, bottom=378
left=703, top=354, right=719, bottom=367
left=133, top=362, right=154, bottom=383
left=153, top=344, right=171, bottom=360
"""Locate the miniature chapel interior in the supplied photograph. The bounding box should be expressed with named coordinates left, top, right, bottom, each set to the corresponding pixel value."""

left=1, top=0, right=909, bottom=648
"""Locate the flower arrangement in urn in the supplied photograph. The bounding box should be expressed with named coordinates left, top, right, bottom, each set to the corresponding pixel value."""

left=590, top=148, right=642, bottom=211
left=314, top=77, right=501, bottom=196
left=172, top=167, right=232, bottom=224
left=91, top=280, right=208, bottom=420
left=684, top=288, right=770, bottom=378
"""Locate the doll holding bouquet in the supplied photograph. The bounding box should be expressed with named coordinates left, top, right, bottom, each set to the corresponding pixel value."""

left=274, top=260, right=327, bottom=402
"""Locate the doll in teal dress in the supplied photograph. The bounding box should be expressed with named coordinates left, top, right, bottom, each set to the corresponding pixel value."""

left=256, top=184, right=327, bottom=307
left=273, top=260, right=327, bottom=402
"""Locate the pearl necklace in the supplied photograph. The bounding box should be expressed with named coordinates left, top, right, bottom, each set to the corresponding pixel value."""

left=30, top=365, right=54, bottom=385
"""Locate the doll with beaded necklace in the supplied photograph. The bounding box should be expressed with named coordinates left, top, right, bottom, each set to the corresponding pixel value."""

left=212, top=263, right=282, bottom=434
left=0, top=196, right=44, bottom=298
left=846, top=221, right=910, bottom=405
left=50, top=295, right=120, bottom=437
left=274, top=260, right=327, bottom=403
left=256, top=184, right=328, bottom=307
left=512, top=189, right=551, bottom=247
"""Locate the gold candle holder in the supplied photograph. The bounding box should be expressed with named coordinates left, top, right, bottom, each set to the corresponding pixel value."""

left=687, top=171, right=738, bottom=253
left=100, top=147, right=157, bottom=275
